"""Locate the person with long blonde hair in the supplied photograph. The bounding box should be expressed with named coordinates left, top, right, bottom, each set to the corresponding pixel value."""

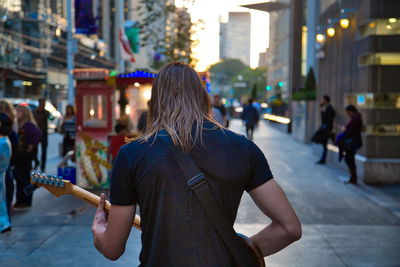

left=92, top=62, right=301, bottom=266
left=13, top=105, right=42, bottom=211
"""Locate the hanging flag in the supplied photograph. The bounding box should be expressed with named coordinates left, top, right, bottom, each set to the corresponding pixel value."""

left=125, top=26, right=140, bottom=53
left=124, top=21, right=140, bottom=53
left=119, top=28, right=136, bottom=63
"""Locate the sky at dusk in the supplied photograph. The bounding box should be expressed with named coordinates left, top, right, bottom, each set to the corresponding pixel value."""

left=176, top=0, right=270, bottom=71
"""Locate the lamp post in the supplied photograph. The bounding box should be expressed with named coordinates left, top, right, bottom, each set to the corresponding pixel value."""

left=66, top=0, right=76, bottom=105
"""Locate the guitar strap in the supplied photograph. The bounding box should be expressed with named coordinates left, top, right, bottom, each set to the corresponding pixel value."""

left=158, top=133, right=259, bottom=267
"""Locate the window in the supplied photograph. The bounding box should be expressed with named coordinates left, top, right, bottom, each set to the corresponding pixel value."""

left=365, top=124, right=400, bottom=136
left=346, top=93, right=400, bottom=109
left=359, top=19, right=400, bottom=38
left=82, top=95, right=107, bottom=128
left=359, top=53, right=400, bottom=66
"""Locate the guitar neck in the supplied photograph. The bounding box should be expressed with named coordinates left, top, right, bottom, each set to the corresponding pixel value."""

left=70, top=184, right=141, bottom=230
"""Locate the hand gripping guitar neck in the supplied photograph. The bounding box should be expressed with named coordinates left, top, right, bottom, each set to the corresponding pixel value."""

left=27, top=171, right=141, bottom=230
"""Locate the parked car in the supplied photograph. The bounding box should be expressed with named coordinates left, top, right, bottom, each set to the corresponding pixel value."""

left=5, top=98, right=62, bottom=133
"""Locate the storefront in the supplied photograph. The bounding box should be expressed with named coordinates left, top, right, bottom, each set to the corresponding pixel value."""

left=73, top=68, right=156, bottom=188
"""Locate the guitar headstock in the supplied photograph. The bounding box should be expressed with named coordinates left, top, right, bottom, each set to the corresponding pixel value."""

left=30, top=171, right=73, bottom=197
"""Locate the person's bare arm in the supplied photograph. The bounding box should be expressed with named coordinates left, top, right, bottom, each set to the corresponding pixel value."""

left=92, top=194, right=135, bottom=260
left=249, top=179, right=302, bottom=256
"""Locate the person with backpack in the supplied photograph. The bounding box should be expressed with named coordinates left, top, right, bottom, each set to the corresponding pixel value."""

left=241, top=98, right=260, bottom=140
left=336, top=105, right=363, bottom=184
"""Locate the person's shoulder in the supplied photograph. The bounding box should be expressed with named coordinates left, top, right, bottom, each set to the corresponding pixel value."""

left=119, top=137, right=153, bottom=154
left=211, top=126, right=248, bottom=144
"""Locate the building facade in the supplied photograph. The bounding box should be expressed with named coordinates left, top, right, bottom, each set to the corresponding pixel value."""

left=219, top=12, right=251, bottom=66
left=0, top=0, right=116, bottom=106
left=0, top=0, right=174, bottom=107
left=315, top=0, right=400, bottom=183
left=258, top=51, right=268, bottom=68
left=245, top=0, right=400, bottom=183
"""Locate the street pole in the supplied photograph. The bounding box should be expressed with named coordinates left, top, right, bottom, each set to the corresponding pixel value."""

left=115, top=0, right=125, bottom=74
left=67, top=0, right=75, bottom=105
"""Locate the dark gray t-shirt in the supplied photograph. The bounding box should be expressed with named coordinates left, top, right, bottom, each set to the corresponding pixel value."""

left=110, top=123, right=273, bottom=266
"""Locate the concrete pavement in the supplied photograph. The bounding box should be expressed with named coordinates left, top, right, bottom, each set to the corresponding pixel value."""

left=234, top=119, right=400, bottom=267
left=1, top=121, right=399, bottom=266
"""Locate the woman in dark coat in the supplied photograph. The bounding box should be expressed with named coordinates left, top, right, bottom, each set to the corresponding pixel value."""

left=336, top=105, right=363, bottom=184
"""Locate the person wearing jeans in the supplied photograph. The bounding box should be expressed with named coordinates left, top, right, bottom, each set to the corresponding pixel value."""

left=313, top=95, right=335, bottom=164
left=241, top=98, right=260, bottom=141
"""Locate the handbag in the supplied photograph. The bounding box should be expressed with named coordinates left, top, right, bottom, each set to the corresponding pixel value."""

left=159, top=133, right=263, bottom=267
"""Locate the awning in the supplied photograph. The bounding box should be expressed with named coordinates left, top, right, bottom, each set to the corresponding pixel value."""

left=241, top=1, right=289, bottom=12
left=47, top=69, right=68, bottom=85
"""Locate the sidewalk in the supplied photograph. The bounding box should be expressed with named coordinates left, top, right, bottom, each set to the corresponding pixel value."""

left=1, top=123, right=399, bottom=266
left=233, top=119, right=400, bottom=267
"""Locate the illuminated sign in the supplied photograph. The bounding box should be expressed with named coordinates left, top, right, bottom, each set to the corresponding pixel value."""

left=73, top=68, right=109, bottom=80
left=118, top=70, right=157, bottom=78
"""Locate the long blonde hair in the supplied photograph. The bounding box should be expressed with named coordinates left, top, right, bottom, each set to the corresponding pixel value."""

left=0, top=99, right=16, bottom=121
left=140, top=62, right=218, bottom=151
left=16, top=105, right=37, bottom=127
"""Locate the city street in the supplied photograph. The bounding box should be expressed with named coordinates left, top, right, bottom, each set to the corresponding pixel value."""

left=1, top=119, right=399, bottom=267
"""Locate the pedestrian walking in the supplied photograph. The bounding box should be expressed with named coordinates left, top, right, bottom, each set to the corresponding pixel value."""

left=59, top=105, right=76, bottom=156
left=312, top=95, right=335, bottom=164
left=33, top=98, right=50, bottom=172
left=137, top=102, right=149, bottom=133
left=92, top=62, right=301, bottom=265
left=241, top=98, right=260, bottom=140
left=211, top=105, right=224, bottom=126
left=14, top=105, right=42, bottom=211
left=336, top=105, right=363, bottom=184
left=0, top=113, right=13, bottom=233
left=0, top=100, right=18, bottom=218
left=212, top=94, right=228, bottom=127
